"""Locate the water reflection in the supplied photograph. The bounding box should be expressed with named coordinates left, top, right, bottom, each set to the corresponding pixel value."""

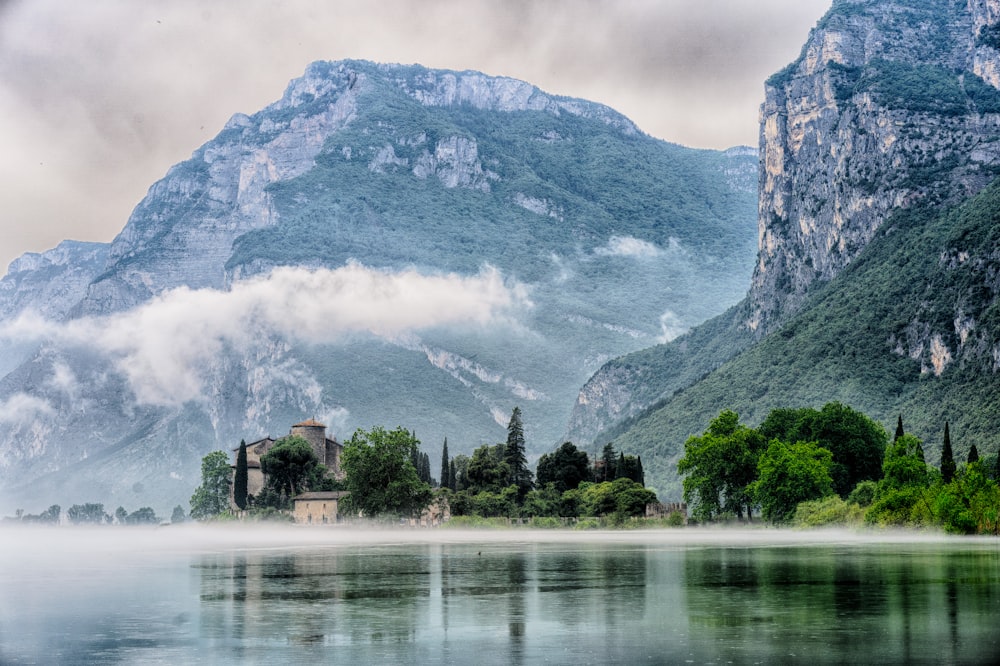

left=1, top=532, right=998, bottom=664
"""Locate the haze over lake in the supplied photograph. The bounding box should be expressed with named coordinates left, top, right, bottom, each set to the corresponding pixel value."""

left=1, top=526, right=998, bottom=664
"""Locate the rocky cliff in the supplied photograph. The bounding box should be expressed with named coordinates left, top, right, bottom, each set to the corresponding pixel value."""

left=568, top=0, right=1000, bottom=450
left=749, top=0, right=1000, bottom=333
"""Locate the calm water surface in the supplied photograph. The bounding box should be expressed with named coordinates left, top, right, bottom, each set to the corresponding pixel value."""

left=1, top=527, right=998, bottom=664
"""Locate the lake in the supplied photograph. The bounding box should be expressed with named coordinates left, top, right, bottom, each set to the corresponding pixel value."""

left=0, top=526, right=998, bottom=664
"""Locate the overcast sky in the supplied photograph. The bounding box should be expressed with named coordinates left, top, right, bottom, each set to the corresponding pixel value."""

left=0, top=0, right=831, bottom=274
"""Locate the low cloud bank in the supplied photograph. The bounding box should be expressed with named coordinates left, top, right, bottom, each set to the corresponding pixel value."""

left=0, top=263, right=528, bottom=407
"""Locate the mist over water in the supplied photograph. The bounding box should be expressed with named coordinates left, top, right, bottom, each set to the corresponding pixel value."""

left=2, top=526, right=999, bottom=664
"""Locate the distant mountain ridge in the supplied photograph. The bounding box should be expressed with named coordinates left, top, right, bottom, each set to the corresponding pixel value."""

left=0, top=60, right=757, bottom=513
left=574, top=0, right=1000, bottom=499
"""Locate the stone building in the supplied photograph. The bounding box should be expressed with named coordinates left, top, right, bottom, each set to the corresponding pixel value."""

left=292, top=491, right=350, bottom=524
left=233, top=419, right=344, bottom=501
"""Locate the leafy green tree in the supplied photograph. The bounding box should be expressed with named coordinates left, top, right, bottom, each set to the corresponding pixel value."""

left=933, top=463, right=1000, bottom=534
left=522, top=483, right=563, bottom=517
left=751, top=440, right=834, bottom=524
left=341, top=426, right=433, bottom=518
left=466, top=444, right=510, bottom=494
left=758, top=402, right=887, bottom=497
left=940, top=422, right=956, bottom=483
left=171, top=505, right=186, bottom=523
left=865, top=434, right=933, bottom=526
left=39, top=504, right=61, bottom=524
left=234, top=439, right=249, bottom=510
left=114, top=506, right=128, bottom=524
left=471, top=485, right=519, bottom=518
left=126, top=507, right=159, bottom=525
left=440, top=439, right=450, bottom=489
left=190, top=450, right=233, bottom=519
left=68, top=503, right=110, bottom=525
left=677, top=410, right=765, bottom=521
left=451, top=454, right=470, bottom=491
left=968, top=443, right=980, bottom=465
left=504, top=407, right=532, bottom=499
left=535, top=442, right=591, bottom=493
left=577, top=478, right=656, bottom=520
left=260, top=436, right=321, bottom=499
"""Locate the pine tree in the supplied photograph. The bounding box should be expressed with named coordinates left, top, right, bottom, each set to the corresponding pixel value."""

left=940, top=422, right=956, bottom=483
left=616, top=452, right=627, bottom=480
left=600, top=443, right=617, bottom=483
left=449, top=459, right=457, bottom=491
left=504, top=407, right=532, bottom=499
left=637, top=455, right=645, bottom=487
left=968, top=444, right=980, bottom=465
left=894, top=415, right=905, bottom=441
left=234, top=439, right=249, bottom=510
left=440, top=439, right=450, bottom=489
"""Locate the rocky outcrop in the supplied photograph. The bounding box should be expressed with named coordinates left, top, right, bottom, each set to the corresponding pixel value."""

left=748, top=0, right=1000, bottom=334
left=0, top=241, right=109, bottom=322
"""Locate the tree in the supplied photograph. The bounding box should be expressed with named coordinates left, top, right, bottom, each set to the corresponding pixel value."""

left=68, top=503, right=110, bottom=525
left=894, top=415, right=905, bottom=441
left=968, top=443, right=980, bottom=465
left=940, top=422, right=956, bottom=483
left=504, top=407, right=533, bottom=499
left=758, top=402, right=887, bottom=497
left=115, top=506, right=128, bottom=524
left=677, top=410, right=765, bottom=521
left=234, top=440, right=249, bottom=510
left=171, top=505, right=186, bottom=523
left=599, top=443, right=617, bottom=483
left=190, top=450, right=233, bottom=519
left=466, top=444, right=510, bottom=494
left=451, top=454, right=470, bottom=491
left=535, top=442, right=591, bottom=493
left=751, top=440, right=834, bottom=523
left=126, top=507, right=159, bottom=525
left=341, top=426, right=433, bottom=518
left=865, top=434, right=932, bottom=526
left=440, top=439, right=450, bottom=489
left=260, top=436, right=321, bottom=499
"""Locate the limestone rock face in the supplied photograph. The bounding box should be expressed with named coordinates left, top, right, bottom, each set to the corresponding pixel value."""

left=749, top=0, right=1000, bottom=334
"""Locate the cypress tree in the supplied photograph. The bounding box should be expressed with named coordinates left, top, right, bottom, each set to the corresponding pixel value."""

left=637, top=455, right=645, bottom=487
left=940, top=422, right=956, bottom=483
left=600, top=443, right=617, bottom=482
left=968, top=444, right=980, bottom=465
left=894, top=415, right=905, bottom=441
left=504, top=407, right=532, bottom=499
left=616, top=452, right=627, bottom=480
left=440, top=439, right=450, bottom=489
left=449, top=459, right=457, bottom=491
left=234, top=440, right=249, bottom=510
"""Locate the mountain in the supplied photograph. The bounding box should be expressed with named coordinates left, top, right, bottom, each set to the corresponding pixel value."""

left=573, top=0, right=1000, bottom=499
left=0, top=60, right=757, bottom=513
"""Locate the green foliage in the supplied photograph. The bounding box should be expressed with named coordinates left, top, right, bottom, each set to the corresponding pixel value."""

left=170, top=505, right=186, bottom=523
left=340, top=426, right=432, bottom=518
left=940, top=422, right=956, bottom=483
left=576, top=478, right=657, bottom=519
left=189, top=451, right=232, bottom=520
left=758, top=402, right=888, bottom=497
left=792, top=495, right=865, bottom=528
left=752, top=440, right=834, bottom=524
left=932, top=463, right=1000, bottom=534
left=233, top=440, right=248, bottom=510
left=535, top=442, right=591, bottom=493
left=260, top=436, right=320, bottom=499
left=677, top=410, right=765, bottom=521
left=504, top=407, right=533, bottom=499
left=67, top=503, right=110, bottom=525
left=440, top=439, right=450, bottom=490
left=125, top=507, right=158, bottom=525
left=466, top=444, right=510, bottom=494
left=20, top=504, right=61, bottom=524
left=847, top=480, right=878, bottom=508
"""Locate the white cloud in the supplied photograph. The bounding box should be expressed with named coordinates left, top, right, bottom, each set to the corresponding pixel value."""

left=658, top=310, right=687, bottom=343
left=0, top=393, right=55, bottom=424
left=0, top=263, right=529, bottom=408
left=594, top=235, right=664, bottom=259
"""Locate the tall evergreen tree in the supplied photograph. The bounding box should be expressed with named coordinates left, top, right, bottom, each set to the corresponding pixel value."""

left=449, top=459, right=457, bottom=491
left=894, top=415, right=905, bottom=441
left=504, top=407, right=533, bottom=499
left=940, top=422, right=956, bottom=483
left=440, top=439, right=450, bottom=489
left=968, top=443, right=980, bottom=464
left=637, top=455, right=645, bottom=487
left=600, top=443, right=617, bottom=483
left=234, top=439, right=249, bottom=510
